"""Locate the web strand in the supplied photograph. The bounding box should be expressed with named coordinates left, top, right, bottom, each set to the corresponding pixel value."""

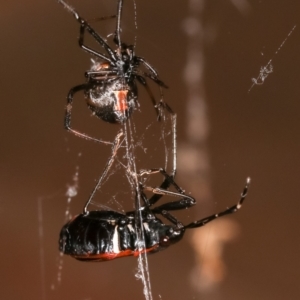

left=123, top=120, right=153, bottom=300
left=248, top=25, right=296, bottom=92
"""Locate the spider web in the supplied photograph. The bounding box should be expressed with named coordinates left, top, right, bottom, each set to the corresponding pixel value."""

left=43, top=1, right=233, bottom=299
left=38, top=1, right=177, bottom=298
left=248, top=24, right=296, bottom=92
left=1, top=0, right=299, bottom=300
left=38, top=106, right=174, bottom=299
left=39, top=0, right=252, bottom=298
left=87, top=109, right=175, bottom=300
left=75, top=115, right=172, bottom=294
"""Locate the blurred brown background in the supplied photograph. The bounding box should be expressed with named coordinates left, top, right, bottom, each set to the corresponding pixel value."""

left=1, top=0, right=300, bottom=299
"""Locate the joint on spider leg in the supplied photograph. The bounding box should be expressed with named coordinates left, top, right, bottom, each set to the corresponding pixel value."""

left=236, top=203, right=243, bottom=211
left=139, top=169, right=150, bottom=176
left=66, top=103, right=72, bottom=114
left=64, top=123, right=71, bottom=131
left=58, top=0, right=81, bottom=21
left=161, top=210, right=184, bottom=229
left=245, top=177, right=251, bottom=188
left=157, top=99, right=174, bottom=121
left=64, top=115, right=72, bottom=131
left=180, top=197, right=196, bottom=207
left=232, top=177, right=251, bottom=210
left=158, top=167, right=167, bottom=174
left=156, top=101, right=166, bottom=121
left=74, top=12, right=81, bottom=22
left=161, top=209, right=168, bottom=216
left=139, top=169, right=160, bottom=177
left=152, top=188, right=165, bottom=195
left=143, top=186, right=165, bottom=195
left=163, top=101, right=175, bottom=116
left=241, top=177, right=251, bottom=199
left=175, top=221, right=185, bottom=230
left=236, top=202, right=243, bottom=210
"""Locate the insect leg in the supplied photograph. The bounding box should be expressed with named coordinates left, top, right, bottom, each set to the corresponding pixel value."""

left=140, top=168, right=195, bottom=209
left=184, top=178, right=250, bottom=229
left=83, top=130, right=124, bottom=214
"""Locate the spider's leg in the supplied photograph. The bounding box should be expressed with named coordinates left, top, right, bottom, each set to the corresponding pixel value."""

left=156, top=94, right=175, bottom=126
left=140, top=168, right=195, bottom=208
left=58, top=0, right=116, bottom=62
left=136, top=57, right=159, bottom=78
left=184, top=178, right=250, bottom=230
left=128, top=180, right=193, bottom=225
left=86, top=15, right=116, bottom=23
left=83, top=130, right=124, bottom=214
left=135, top=75, right=159, bottom=117
left=78, top=22, right=115, bottom=62
left=134, top=74, right=172, bottom=117
left=152, top=195, right=195, bottom=213
left=156, top=100, right=177, bottom=177
left=125, top=187, right=152, bottom=217
left=65, top=84, right=113, bottom=145
left=160, top=210, right=184, bottom=229
left=132, top=71, right=169, bottom=123
left=149, top=183, right=195, bottom=213
left=138, top=169, right=170, bottom=207
left=135, top=70, right=168, bottom=89
left=137, top=178, right=187, bottom=229
left=135, top=106, right=177, bottom=208
left=170, top=112, right=177, bottom=177
left=139, top=188, right=151, bottom=207
left=114, top=0, right=123, bottom=48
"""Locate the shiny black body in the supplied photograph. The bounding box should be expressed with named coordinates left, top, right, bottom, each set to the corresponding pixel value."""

left=60, top=210, right=183, bottom=261
left=59, top=169, right=250, bottom=262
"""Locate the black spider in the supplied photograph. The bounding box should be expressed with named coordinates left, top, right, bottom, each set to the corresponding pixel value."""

left=58, top=0, right=171, bottom=144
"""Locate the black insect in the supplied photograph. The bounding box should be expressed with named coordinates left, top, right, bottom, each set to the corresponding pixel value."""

left=58, top=0, right=170, bottom=144
left=59, top=170, right=250, bottom=262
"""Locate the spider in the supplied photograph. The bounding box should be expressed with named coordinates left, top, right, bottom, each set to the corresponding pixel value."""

left=59, top=171, right=250, bottom=261
left=58, top=0, right=171, bottom=144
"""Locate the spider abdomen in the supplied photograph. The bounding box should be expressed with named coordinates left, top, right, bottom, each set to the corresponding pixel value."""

left=87, top=80, right=137, bottom=123
left=59, top=210, right=184, bottom=261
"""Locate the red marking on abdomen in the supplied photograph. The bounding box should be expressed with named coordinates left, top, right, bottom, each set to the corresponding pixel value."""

left=113, top=90, right=128, bottom=112
left=72, top=245, right=159, bottom=262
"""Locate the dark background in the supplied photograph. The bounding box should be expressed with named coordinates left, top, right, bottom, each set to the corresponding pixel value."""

left=1, top=0, right=300, bottom=299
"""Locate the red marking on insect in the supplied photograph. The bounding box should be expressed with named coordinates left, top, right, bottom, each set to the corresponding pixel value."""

left=113, top=90, right=128, bottom=112
left=72, top=245, right=159, bottom=262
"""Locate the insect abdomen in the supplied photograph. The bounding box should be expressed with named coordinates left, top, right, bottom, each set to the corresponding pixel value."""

left=59, top=212, right=153, bottom=261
